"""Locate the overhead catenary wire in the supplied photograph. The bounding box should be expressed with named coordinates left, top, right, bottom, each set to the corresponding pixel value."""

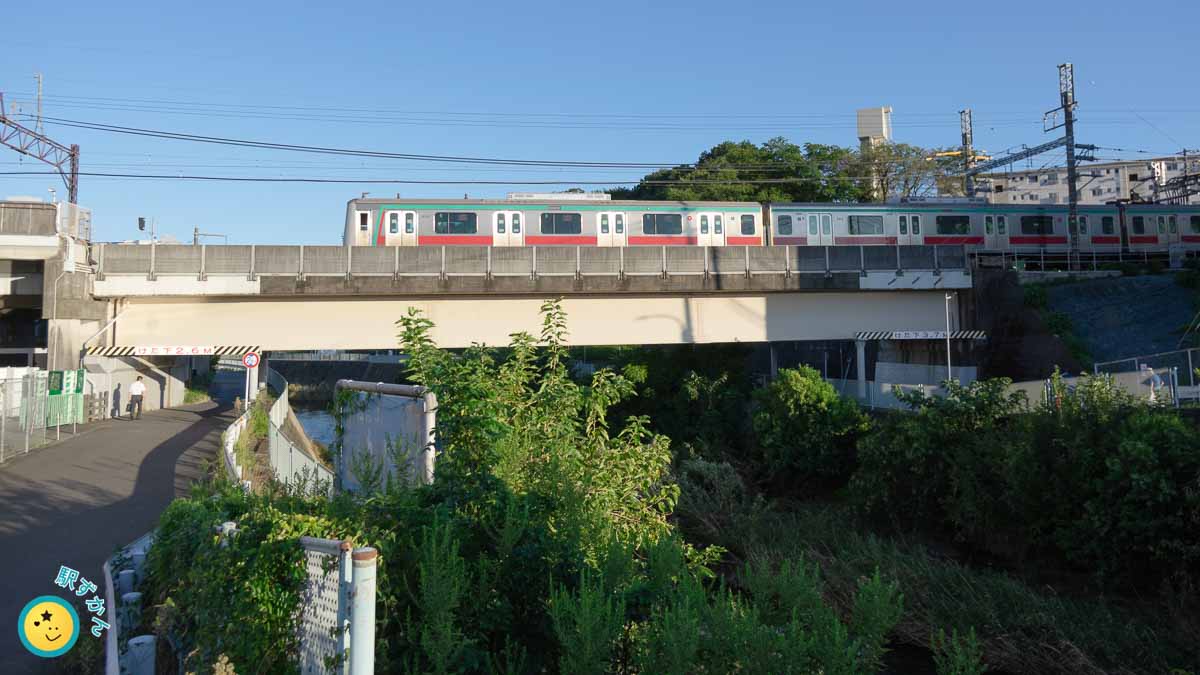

left=25, top=116, right=958, bottom=175
left=0, top=170, right=900, bottom=185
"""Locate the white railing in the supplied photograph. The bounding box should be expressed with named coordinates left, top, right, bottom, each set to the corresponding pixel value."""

left=266, top=368, right=335, bottom=490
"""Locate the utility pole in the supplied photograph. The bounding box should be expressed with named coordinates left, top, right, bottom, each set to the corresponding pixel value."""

left=35, top=72, right=44, bottom=135
left=1059, top=64, right=1078, bottom=268
left=0, top=91, right=80, bottom=203
left=960, top=109, right=975, bottom=197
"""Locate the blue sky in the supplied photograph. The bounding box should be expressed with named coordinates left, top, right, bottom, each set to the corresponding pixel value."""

left=2, top=0, right=1196, bottom=244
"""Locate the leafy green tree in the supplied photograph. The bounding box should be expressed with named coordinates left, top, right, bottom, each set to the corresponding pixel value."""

left=611, top=137, right=864, bottom=203
left=751, top=366, right=869, bottom=483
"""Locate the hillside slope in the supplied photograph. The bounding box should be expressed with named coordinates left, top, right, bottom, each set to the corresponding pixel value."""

left=1046, top=274, right=1196, bottom=363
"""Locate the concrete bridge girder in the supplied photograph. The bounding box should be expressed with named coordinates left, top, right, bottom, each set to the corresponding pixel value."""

left=103, top=292, right=962, bottom=351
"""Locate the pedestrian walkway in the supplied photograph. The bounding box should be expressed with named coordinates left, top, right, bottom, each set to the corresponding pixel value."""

left=0, top=372, right=240, bottom=672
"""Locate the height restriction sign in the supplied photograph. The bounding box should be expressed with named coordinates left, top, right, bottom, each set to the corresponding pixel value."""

left=242, top=352, right=260, bottom=369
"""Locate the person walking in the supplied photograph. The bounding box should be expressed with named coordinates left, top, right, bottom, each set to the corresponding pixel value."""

left=129, top=376, right=146, bottom=420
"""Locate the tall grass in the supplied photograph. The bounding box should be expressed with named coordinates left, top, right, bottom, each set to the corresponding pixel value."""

left=728, top=504, right=1197, bottom=675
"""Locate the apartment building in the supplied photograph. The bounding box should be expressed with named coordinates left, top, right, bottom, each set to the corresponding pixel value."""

left=980, top=156, right=1200, bottom=205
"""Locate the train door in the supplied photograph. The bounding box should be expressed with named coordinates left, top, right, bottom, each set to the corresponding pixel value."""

left=399, top=211, right=417, bottom=246
left=982, top=214, right=1002, bottom=250
left=805, top=212, right=833, bottom=246
left=381, top=210, right=417, bottom=246
left=492, top=211, right=524, bottom=246
left=597, top=212, right=627, bottom=247
left=897, top=213, right=920, bottom=246
left=1166, top=213, right=1181, bottom=245
left=698, top=213, right=726, bottom=247
left=705, top=211, right=724, bottom=246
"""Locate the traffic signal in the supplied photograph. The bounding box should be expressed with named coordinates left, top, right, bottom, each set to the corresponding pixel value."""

left=138, top=217, right=146, bottom=231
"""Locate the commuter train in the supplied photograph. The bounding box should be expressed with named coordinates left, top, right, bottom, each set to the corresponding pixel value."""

left=344, top=196, right=1200, bottom=254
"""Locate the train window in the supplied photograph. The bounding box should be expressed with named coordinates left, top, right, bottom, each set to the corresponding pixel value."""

left=615, top=214, right=623, bottom=233
left=1019, top=215, right=1054, bottom=235
left=388, top=213, right=399, bottom=234
left=1157, top=216, right=1166, bottom=233
left=808, top=215, right=819, bottom=236
left=997, top=215, right=1006, bottom=235
left=497, top=213, right=506, bottom=234
left=984, top=215, right=993, bottom=235
left=713, top=215, right=722, bottom=234
left=911, top=215, right=920, bottom=235
left=1190, top=215, right=1200, bottom=233
left=1078, top=216, right=1087, bottom=235
left=1101, top=216, right=1114, bottom=234
left=434, top=212, right=478, bottom=234
left=1132, top=216, right=1145, bottom=234
left=847, top=215, right=884, bottom=235
left=541, top=212, right=582, bottom=235
left=935, top=215, right=971, bottom=235
left=1168, top=215, right=1177, bottom=233
left=600, top=213, right=609, bottom=234
left=405, top=213, right=414, bottom=233
left=642, top=213, right=683, bottom=235
left=777, top=215, right=791, bottom=235
left=513, top=213, right=521, bottom=233
left=700, top=215, right=709, bottom=234
left=741, top=215, right=755, bottom=235
left=821, top=214, right=832, bottom=235
left=899, top=215, right=908, bottom=235
left=358, top=212, right=369, bottom=231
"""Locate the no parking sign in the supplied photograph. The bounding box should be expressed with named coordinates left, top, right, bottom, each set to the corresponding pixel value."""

left=242, top=352, right=260, bottom=369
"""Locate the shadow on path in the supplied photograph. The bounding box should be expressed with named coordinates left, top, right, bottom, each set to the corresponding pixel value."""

left=0, top=395, right=236, bottom=672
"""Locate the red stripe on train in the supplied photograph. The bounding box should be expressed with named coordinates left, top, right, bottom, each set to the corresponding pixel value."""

left=417, top=235, right=494, bottom=245
left=1009, top=236, right=1068, bottom=245
left=725, top=236, right=762, bottom=245
left=627, top=236, right=699, bottom=245
left=1182, top=235, right=1200, bottom=243
left=1129, top=235, right=1160, bottom=244
left=1089, top=236, right=1121, bottom=244
left=772, top=236, right=809, bottom=245
left=833, top=236, right=897, bottom=245
left=923, top=236, right=985, bottom=245
left=524, top=235, right=599, bottom=245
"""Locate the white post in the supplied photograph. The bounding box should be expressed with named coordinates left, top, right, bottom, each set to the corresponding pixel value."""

left=945, top=293, right=954, bottom=383
left=348, top=548, right=378, bottom=675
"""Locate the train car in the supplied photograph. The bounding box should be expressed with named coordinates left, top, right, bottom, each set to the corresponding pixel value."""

left=344, top=197, right=763, bottom=247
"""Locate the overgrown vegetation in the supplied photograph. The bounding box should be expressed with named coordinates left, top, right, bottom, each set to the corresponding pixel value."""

left=144, top=303, right=1200, bottom=674
left=233, top=391, right=270, bottom=474
left=143, top=302, right=907, bottom=673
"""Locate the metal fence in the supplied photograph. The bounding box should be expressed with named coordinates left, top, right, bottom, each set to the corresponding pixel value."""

left=1094, top=347, right=1198, bottom=388
left=297, top=537, right=377, bottom=675
left=0, top=368, right=89, bottom=465
left=266, top=368, right=335, bottom=490
left=95, top=243, right=968, bottom=280
left=830, top=367, right=1187, bottom=411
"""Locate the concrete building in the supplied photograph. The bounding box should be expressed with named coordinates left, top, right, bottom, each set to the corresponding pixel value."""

left=981, top=156, right=1200, bottom=205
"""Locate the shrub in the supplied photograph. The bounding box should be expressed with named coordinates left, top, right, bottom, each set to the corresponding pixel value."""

left=751, top=366, right=869, bottom=483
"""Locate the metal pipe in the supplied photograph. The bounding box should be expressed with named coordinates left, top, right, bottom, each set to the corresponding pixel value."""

left=945, top=293, right=954, bottom=383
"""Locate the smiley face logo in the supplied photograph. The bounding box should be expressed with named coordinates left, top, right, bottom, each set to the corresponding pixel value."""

left=17, top=596, right=79, bottom=658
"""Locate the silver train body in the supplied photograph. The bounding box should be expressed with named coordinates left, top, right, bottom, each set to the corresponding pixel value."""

left=345, top=197, right=1200, bottom=253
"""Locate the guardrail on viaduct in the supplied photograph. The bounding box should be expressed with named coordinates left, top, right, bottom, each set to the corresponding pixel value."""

left=94, top=243, right=968, bottom=281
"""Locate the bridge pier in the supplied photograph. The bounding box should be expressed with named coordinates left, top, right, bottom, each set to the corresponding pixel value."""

left=855, top=339, right=867, bottom=400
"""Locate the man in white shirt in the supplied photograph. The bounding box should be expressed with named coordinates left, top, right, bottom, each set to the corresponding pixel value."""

left=128, top=376, right=146, bottom=420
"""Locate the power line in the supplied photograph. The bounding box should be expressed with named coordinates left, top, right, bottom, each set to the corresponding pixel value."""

left=0, top=170, right=894, bottom=185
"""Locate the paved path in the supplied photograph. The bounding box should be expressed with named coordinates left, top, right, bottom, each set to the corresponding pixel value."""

left=0, top=371, right=242, bottom=672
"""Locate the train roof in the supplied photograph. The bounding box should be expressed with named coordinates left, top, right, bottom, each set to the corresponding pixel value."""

left=768, top=202, right=1200, bottom=212
left=348, top=197, right=761, bottom=208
